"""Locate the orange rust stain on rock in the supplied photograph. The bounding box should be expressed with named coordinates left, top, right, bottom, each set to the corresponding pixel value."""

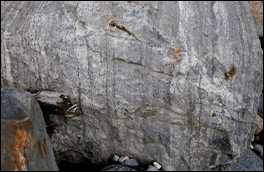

left=63, top=5, right=68, bottom=9
left=127, top=1, right=133, bottom=4
left=37, top=141, right=43, bottom=158
left=249, top=1, right=263, bottom=22
left=1, top=118, right=34, bottom=171
left=142, top=6, right=145, bottom=8
left=174, top=47, right=181, bottom=58
left=12, top=129, right=28, bottom=171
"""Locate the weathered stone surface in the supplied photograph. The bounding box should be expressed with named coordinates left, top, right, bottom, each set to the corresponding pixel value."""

left=1, top=87, right=59, bottom=171
left=147, top=165, right=160, bottom=171
left=253, top=143, right=263, bottom=159
left=122, top=159, right=139, bottom=167
left=101, top=164, right=136, bottom=171
left=1, top=1, right=263, bottom=171
left=119, top=156, right=129, bottom=163
left=230, top=149, right=263, bottom=171
left=249, top=1, right=263, bottom=37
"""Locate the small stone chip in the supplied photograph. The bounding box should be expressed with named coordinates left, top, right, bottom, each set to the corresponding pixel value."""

left=119, top=156, right=129, bottom=163
left=113, top=155, right=119, bottom=162
left=153, top=162, right=161, bottom=169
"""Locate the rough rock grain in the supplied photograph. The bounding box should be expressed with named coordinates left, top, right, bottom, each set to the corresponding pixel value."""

left=1, top=87, right=59, bottom=171
left=1, top=1, right=263, bottom=171
left=249, top=1, right=263, bottom=37
left=230, top=149, right=263, bottom=171
left=147, top=165, right=160, bottom=171
left=101, top=164, right=136, bottom=171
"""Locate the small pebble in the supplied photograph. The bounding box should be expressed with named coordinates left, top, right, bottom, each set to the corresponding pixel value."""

left=153, top=162, right=161, bottom=170
left=113, top=155, right=119, bottom=162
left=119, top=156, right=129, bottom=163
left=250, top=143, right=254, bottom=149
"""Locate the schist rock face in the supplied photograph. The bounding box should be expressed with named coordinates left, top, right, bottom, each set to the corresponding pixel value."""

left=1, top=1, right=263, bottom=171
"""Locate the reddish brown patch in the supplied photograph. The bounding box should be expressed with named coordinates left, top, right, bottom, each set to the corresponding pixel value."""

left=225, top=67, right=236, bottom=80
left=12, top=129, right=28, bottom=171
left=1, top=118, right=34, bottom=171
left=212, top=113, right=217, bottom=117
left=63, top=5, right=68, bottom=9
left=127, top=1, right=133, bottom=4
left=249, top=1, right=263, bottom=22
left=258, top=112, right=263, bottom=118
left=26, top=88, right=38, bottom=94
left=37, top=141, right=43, bottom=158
left=142, top=6, right=145, bottom=8
left=174, top=47, right=181, bottom=58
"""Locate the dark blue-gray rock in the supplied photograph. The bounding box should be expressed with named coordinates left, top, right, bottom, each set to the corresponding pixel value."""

left=1, top=1, right=263, bottom=171
left=122, top=159, right=139, bottom=167
left=101, top=164, right=136, bottom=171
left=1, top=87, right=59, bottom=171
left=253, top=143, right=263, bottom=159
left=147, top=165, right=160, bottom=171
left=230, top=149, right=263, bottom=171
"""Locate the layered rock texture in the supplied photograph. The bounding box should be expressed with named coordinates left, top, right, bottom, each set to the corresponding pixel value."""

left=1, top=1, right=263, bottom=171
left=1, top=87, right=59, bottom=171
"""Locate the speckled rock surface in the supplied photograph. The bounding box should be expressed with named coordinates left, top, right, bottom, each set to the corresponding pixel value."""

left=230, top=149, right=263, bottom=171
left=1, top=87, right=59, bottom=171
left=1, top=1, right=263, bottom=171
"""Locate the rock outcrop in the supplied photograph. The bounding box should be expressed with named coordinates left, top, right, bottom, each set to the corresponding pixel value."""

left=1, top=1, right=263, bottom=171
left=1, top=87, right=59, bottom=171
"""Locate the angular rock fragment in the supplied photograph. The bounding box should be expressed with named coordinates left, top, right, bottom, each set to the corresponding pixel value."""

left=31, top=90, right=81, bottom=118
left=119, top=156, right=129, bottom=163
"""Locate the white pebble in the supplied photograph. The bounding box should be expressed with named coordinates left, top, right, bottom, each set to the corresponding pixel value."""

left=250, top=143, right=254, bottom=149
left=113, top=155, right=119, bottom=162
left=119, top=156, right=129, bottom=163
left=153, top=162, right=161, bottom=169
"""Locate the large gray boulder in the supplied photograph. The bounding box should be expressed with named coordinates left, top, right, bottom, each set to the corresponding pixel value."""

left=1, top=87, right=59, bottom=171
left=1, top=1, right=263, bottom=171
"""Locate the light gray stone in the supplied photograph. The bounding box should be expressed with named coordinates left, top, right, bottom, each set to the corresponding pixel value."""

left=119, top=156, right=129, bottom=163
left=1, top=1, right=263, bottom=171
